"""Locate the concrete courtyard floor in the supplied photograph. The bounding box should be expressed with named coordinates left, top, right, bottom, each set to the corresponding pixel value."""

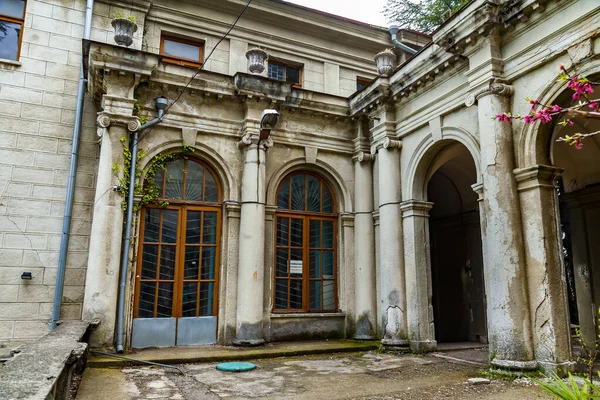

left=77, top=349, right=551, bottom=400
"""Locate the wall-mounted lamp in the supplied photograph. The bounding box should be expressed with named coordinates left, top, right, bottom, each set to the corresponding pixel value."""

left=21, top=272, right=33, bottom=280
left=259, top=109, right=280, bottom=140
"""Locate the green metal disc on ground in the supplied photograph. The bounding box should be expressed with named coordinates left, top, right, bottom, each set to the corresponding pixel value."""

left=216, top=362, right=257, bottom=372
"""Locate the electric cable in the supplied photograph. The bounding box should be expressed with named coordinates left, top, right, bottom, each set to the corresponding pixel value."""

left=135, top=0, right=254, bottom=146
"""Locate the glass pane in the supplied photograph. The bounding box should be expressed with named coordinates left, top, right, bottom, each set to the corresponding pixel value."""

left=156, top=282, right=173, bottom=318
left=276, top=217, right=289, bottom=246
left=0, top=0, right=25, bottom=19
left=323, top=250, right=334, bottom=277
left=290, top=249, right=302, bottom=277
left=0, top=21, right=20, bottom=61
left=290, top=280, right=303, bottom=309
left=163, top=38, right=200, bottom=61
left=275, top=279, right=288, bottom=309
left=184, top=161, right=204, bottom=201
left=268, top=63, right=284, bottom=80
left=322, top=185, right=334, bottom=213
left=153, top=169, right=164, bottom=198
left=291, top=174, right=305, bottom=211
left=307, top=175, right=320, bottom=212
left=323, top=221, right=334, bottom=248
left=204, top=171, right=219, bottom=202
left=199, top=282, right=214, bottom=316
left=309, top=220, right=321, bottom=248
left=286, top=66, right=300, bottom=85
left=143, top=209, right=160, bottom=242
left=310, top=281, right=322, bottom=310
left=164, top=159, right=184, bottom=200
left=159, top=245, right=176, bottom=280
left=186, top=211, right=200, bottom=244
left=277, top=179, right=290, bottom=209
left=309, top=250, right=321, bottom=278
left=203, top=212, right=217, bottom=244
left=161, top=210, right=178, bottom=243
left=290, top=218, right=303, bottom=247
left=182, top=282, right=197, bottom=317
left=184, top=246, right=200, bottom=280
left=276, top=248, right=289, bottom=277
left=141, top=245, right=158, bottom=279
left=201, top=247, right=216, bottom=280
left=323, top=280, right=335, bottom=310
left=138, top=282, right=156, bottom=318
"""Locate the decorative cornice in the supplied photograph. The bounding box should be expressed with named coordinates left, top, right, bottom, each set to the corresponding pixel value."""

left=465, top=78, right=514, bottom=107
left=400, top=200, right=433, bottom=218
left=514, top=165, right=562, bottom=192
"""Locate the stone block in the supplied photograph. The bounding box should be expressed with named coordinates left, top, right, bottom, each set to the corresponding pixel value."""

left=39, top=302, right=82, bottom=319
left=45, top=62, right=79, bottom=81
left=0, top=267, right=44, bottom=283
left=0, top=303, right=39, bottom=320
left=66, top=251, right=88, bottom=269
left=0, top=132, right=17, bottom=148
left=49, top=33, right=82, bottom=53
left=21, top=103, right=62, bottom=123
left=27, top=0, right=54, bottom=17
left=63, top=285, right=84, bottom=303
left=42, top=92, right=77, bottom=110
left=0, top=116, right=39, bottom=135
left=6, top=182, right=31, bottom=197
left=0, top=252, right=24, bottom=268
left=0, top=215, right=27, bottom=232
left=7, top=198, right=51, bottom=216
left=0, top=285, right=19, bottom=302
left=13, top=321, right=49, bottom=339
left=0, top=86, right=43, bottom=105
left=0, top=149, right=36, bottom=166
left=38, top=122, right=75, bottom=139
left=12, top=167, right=54, bottom=184
left=0, top=99, right=22, bottom=116
left=18, top=284, right=55, bottom=302
left=25, top=74, right=65, bottom=93
left=60, top=109, right=75, bottom=124
left=26, top=216, right=63, bottom=233
left=32, top=185, right=67, bottom=200
left=52, top=6, right=85, bottom=24
left=0, top=69, right=26, bottom=86
left=43, top=267, right=86, bottom=286
left=22, top=28, right=50, bottom=46
left=34, top=152, right=70, bottom=168
left=31, top=15, right=72, bottom=36
left=0, top=321, right=14, bottom=338
left=53, top=170, right=95, bottom=188
left=15, top=57, right=47, bottom=76
left=27, top=44, right=69, bottom=64
left=47, top=234, right=88, bottom=251
left=66, top=51, right=81, bottom=68
left=17, top=134, right=59, bottom=153
left=4, top=233, right=48, bottom=250
left=22, top=250, right=58, bottom=268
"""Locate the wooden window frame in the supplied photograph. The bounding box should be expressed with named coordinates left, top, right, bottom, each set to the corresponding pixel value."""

left=273, top=172, right=338, bottom=313
left=268, top=58, right=303, bottom=88
left=160, top=34, right=204, bottom=68
left=0, top=0, right=26, bottom=61
left=134, top=158, right=222, bottom=319
left=356, top=77, right=371, bottom=91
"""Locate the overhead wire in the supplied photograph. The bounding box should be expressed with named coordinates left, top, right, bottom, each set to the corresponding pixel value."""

left=135, top=0, right=254, bottom=146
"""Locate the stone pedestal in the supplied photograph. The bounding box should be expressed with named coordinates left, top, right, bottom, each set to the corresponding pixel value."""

left=401, top=200, right=436, bottom=352
left=376, top=140, right=407, bottom=346
left=353, top=151, right=377, bottom=339
left=234, top=136, right=269, bottom=345
left=515, top=165, right=571, bottom=370
left=476, top=91, right=536, bottom=369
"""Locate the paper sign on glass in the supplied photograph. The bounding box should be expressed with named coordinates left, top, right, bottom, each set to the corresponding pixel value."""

left=290, top=260, right=303, bottom=274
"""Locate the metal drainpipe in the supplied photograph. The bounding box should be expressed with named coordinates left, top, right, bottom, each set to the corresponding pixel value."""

left=116, top=97, right=168, bottom=353
left=51, top=0, right=95, bottom=331
left=388, top=25, right=417, bottom=55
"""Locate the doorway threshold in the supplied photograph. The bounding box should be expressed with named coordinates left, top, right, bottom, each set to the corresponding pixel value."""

left=436, top=342, right=488, bottom=352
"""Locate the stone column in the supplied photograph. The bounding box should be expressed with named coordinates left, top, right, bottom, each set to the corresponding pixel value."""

left=375, top=137, right=407, bottom=345
left=515, top=165, right=571, bottom=369
left=470, top=81, right=536, bottom=369
left=82, top=115, right=138, bottom=348
left=234, top=132, right=271, bottom=345
left=219, top=202, right=241, bottom=344
left=401, top=200, right=436, bottom=352
left=353, top=151, right=377, bottom=339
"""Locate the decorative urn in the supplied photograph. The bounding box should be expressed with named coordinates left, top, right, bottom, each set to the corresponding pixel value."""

left=245, top=47, right=268, bottom=74
left=111, top=18, right=138, bottom=47
left=374, top=48, right=397, bottom=77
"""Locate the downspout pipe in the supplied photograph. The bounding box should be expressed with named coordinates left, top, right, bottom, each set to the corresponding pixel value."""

left=388, top=25, right=418, bottom=55
left=116, top=97, right=169, bottom=353
left=51, top=0, right=94, bottom=331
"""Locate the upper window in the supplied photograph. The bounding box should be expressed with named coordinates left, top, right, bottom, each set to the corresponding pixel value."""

left=0, top=0, right=26, bottom=61
left=153, top=158, right=220, bottom=203
left=268, top=59, right=302, bottom=87
left=356, top=77, right=371, bottom=92
left=160, top=35, right=204, bottom=68
left=274, top=172, right=337, bottom=313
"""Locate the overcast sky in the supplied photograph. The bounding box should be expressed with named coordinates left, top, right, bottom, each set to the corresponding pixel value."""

left=283, top=0, right=389, bottom=27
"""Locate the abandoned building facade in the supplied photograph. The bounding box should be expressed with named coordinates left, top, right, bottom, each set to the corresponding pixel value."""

left=0, top=0, right=599, bottom=371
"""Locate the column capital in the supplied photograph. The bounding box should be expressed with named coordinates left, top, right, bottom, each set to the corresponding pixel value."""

left=514, top=165, right=562, bottom=192
left=237, top=132, right=274, bottom=150
left=465, top=78, right=514, bottom=107
left=370, top=137, right=402, bottom=155
left=400, top=200, right=433, bottom=217
left=341, top=213, right=355, bottom=227
left=224, top=202, right=241, bottom=218
left=352, top=151, right=375, bottom=163
left=471, top=182, right=484, bottom=201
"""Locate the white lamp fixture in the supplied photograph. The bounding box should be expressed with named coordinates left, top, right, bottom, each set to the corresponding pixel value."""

left=259, top=109, right=280, bottom=140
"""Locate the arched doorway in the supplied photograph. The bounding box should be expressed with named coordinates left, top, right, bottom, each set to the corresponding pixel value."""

left=550, top=73, right=600, bottom=347
left=132, top=157, right=222, bottom=348
left=427, top=142, right=487, bottom=343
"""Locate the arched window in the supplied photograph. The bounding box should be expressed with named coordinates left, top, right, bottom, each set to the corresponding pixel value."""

left=135, top=158, right=221, bottom=325
left=274, top=172, right=337, bottom=312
